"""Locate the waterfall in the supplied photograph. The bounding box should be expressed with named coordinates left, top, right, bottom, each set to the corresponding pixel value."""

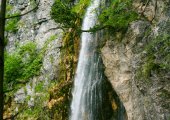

left=70, top=0, right=126, bottom=120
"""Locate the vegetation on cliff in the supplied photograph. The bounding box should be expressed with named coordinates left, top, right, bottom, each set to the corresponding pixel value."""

left=138, top=34, right=170, bottom=80
left=98, top=0, right=138, bottom=33
left=2, top=0, right=170, bottom=119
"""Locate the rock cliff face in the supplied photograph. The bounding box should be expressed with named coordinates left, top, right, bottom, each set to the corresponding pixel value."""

left=102, top=0, right=170, bottom=120
left=4, top=0, right=63, bottom=118
left=4, top=0, right=170, bottom=119
left=7, top=0, right=62, bottom=78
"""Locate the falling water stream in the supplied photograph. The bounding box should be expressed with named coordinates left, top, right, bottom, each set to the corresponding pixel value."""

left=70, top=0, right=126, bottom=120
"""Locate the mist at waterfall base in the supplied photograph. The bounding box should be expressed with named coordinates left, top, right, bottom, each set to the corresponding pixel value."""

left=70, top=0, right=126, bottom=120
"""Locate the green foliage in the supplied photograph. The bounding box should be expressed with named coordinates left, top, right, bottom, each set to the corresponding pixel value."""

left=99, top=0, right=138, bottom=33
left=51, top=0, right=77, bottom=28
left=4, top=53, right=22, bottom=90
left=71, top=0, right=90, bottom=17
left=19, top=42, right=37, bottom=57
left=5, top=12, right=20, bottom=32
left=4, top=35, right=57, bottom=92
left=19, top=93, right=51, bottom=120
left=35, top=82, right=44, bottom=92
left=22, top=54, right=43, bottom=79
left=51, top=0, right=91, bottom=29
left=5, top=2, right=21, bottom=32
left=137, top=34, right=170, bottom=80
left=17, top=81, right=58, bottom=120
left=146, top=34, right=170, bottom=70
left=49, top=80, right=72, bottom=120
left=4, top=42, right=42, bottom=91
left=6, top=4, right=13, bottom=12
left=18, top=42, right=42, bottom=80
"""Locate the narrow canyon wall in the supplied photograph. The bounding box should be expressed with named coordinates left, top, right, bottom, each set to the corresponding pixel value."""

left=102, top=0, right=170, bottom=120
left=4, top=0, right=170, bottom=119
left=4, top=0, right=63, bottom=118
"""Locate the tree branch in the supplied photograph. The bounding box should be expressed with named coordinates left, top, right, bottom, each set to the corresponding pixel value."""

left=5, top=0, right=40, bottom=20
left=48, top=27, right=66, bottom=32
left=0, top=0, right=7, bottom=119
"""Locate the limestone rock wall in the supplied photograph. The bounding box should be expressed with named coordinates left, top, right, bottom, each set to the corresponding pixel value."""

left=4, top=0, right=170, bottom=119
left=101, top=0, right=170, bottom=120
left=4, top=0, right=63, bottom=118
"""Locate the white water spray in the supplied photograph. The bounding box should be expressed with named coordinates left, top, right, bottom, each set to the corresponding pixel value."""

left=70, top=0, right=103, bottom=120
left=70, top=0, right=126, bottom=120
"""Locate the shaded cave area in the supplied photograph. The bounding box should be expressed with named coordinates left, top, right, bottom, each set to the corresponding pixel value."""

left=102, top=78, right=128, bottom=120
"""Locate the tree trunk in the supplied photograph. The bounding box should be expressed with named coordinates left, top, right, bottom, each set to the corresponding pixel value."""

left=0, top=0, right=6, bottom=119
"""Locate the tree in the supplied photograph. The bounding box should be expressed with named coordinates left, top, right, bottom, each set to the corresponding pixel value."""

left=0, top=0, right=39, bottom=119
left=0, top=0, right=6, bottom=119
left=50, top=0, right=78, bottom=28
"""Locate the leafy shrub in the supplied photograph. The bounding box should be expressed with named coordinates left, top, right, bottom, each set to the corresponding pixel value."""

left=18, top=42, right=43, bottom=80
left=18, top=93, right=50, bottom=120
left=145, top=34, right=170, bottom=70
left=71, top=0, right=90, bottom=17
left=51, top=0, right=91, bottom=29
left=19, top=42, right=37, bottom=57
left=5, top=13, right=21, bottom=33
left=99, top=0, right=138, bottom=33
left=4, top=53, right=23, bottom=90
left=4, top=42, right=42, bottom=91
left=6, top=4, right=13, bottom=12
left=51, top=0, right=77, bottom=28
left=137, top=34, right=170, bottom=80
left=4, top=34, right=57, bottom=92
